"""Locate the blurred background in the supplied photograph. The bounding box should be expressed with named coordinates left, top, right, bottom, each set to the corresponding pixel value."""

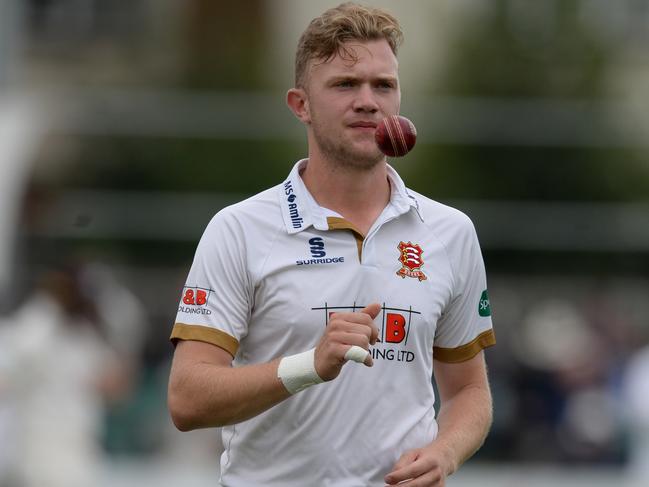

left=1, top=0, right=648, bottom=486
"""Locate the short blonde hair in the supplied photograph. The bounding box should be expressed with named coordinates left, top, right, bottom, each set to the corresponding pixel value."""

left=295, top=2, right=404, bottom=88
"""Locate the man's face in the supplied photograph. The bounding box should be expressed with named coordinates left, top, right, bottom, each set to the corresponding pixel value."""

left=304, top=39, right=401, bottom=170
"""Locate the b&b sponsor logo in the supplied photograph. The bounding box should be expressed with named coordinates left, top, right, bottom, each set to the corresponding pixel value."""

left=284, top=180, right=304, bottom=229
left=296, top=237, right=345, bottom=266
left=178, top=285, right=213, bottom=315
left=312, top=303, right=420, bottom=363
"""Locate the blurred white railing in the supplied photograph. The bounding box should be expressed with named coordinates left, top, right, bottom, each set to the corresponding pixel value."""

left=28, top=189, right=649, bottom=252
left=97, top=459, right=647, bottom=487
left=39, top=88, right=649, bottom=148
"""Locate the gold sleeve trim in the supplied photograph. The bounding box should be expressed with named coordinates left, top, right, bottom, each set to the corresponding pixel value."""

left=170, top=323, right=239, bottom=357
left=433, top=329, right=496, bottom=363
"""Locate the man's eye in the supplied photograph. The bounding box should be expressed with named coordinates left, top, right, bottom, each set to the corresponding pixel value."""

left=337, top=80, right=353, bottom=87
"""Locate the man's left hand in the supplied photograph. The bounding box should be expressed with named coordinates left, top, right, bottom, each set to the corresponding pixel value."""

left=384, top=445, right=451, bottom=486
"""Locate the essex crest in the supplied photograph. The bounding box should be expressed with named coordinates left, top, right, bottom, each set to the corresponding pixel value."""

left=396, top=241, right=427, bottom=281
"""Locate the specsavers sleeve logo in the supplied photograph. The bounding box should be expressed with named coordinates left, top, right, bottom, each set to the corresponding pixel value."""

left=396, top=241, right=427, bottom=281
left=478, top=289, right=491, bottom=317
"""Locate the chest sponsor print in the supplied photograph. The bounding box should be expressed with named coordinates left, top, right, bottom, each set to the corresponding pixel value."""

left=312, top=303, right=422, bottom=364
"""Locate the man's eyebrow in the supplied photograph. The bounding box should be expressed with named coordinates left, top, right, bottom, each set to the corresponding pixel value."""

left=375, top=76, right=398, bottom=84
left=326, top=75, right=398, bottom=84
left=327, top=75, right=358, bottom=83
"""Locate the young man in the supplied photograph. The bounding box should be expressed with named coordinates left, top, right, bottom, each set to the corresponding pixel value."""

left=168, top=3, right=495, bottom=486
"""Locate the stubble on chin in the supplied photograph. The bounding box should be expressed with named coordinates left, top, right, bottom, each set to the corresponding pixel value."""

left=311, top=119, right=385, bottom=172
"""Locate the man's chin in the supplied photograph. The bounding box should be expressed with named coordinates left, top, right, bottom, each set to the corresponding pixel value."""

left=341, top=139, right=383, bottom=163
left=315, top=135, right=385, bottom=169
left=343, top=151, right=385, bottom=170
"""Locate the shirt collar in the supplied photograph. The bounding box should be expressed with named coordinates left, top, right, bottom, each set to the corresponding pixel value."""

left=279, top=159, right=322, bottom=234
left=386, top=163, right=424, bottom=222
left=278, top=159, right=423, bottom=235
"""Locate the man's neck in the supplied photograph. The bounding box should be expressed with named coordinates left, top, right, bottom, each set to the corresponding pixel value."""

left=300, top=156, right=391, bottom=236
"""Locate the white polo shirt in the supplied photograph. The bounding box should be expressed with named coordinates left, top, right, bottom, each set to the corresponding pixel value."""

left=171, top=159, right=495, bottom=487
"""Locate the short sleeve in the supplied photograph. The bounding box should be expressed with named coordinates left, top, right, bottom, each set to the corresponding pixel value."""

left=433, top=217, right=495, bottom=363
left=170, top=209, right=252, bottom=357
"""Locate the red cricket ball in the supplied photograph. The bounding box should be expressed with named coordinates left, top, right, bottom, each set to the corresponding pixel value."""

left=375, top=115, right=417, bottom=157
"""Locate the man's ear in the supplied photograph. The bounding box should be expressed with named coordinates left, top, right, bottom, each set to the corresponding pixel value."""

left=286, top=87, right=311, bottom=124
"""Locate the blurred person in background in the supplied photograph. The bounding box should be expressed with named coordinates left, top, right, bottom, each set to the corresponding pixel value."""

left=168, top=2, right=495, bottom=486
left=0, top=262, right=132, bottom=487
left=510, top=298, right=627, bottom=464
left=623, top=341, right=649, bottom=479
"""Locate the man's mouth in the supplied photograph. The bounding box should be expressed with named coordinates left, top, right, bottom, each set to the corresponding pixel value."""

left=348, top=121, right=378, bottom=129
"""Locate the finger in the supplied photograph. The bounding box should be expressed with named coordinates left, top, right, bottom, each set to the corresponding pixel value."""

left=344, top=345, right=371, bottom=366
left=361, top=303, right=381, bottom=344
left=387, top=469, right=444, bottom=487
left=335, top=332, right=373, bottom=367
left=328, top=305, right=380, bottom=344
left=331, top=305, right=380, bottom=325
left=363, top=349, right=373, bottom=367
left=361, top=302, right=382, bottom=319
left=332, top=310, right=377, bottom=325
left=337, top=331, right=370, bottom=350
left=391, top=449, right=420, bottom=472
left=319, top=328, right=363, bottom=348
left=328, top=322, right=375, bottom=348
left=384, top=462, right=444, bottom=487
left=385, top=452, right=426, bottom=485
left=384, top=471, right=443, bottom=487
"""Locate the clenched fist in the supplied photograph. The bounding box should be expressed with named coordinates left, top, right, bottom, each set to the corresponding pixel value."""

left=314, top=303, right=381, bottom=381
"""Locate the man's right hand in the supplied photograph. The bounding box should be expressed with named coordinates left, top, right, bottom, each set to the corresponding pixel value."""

left=314, top=303, right=381, bottom=381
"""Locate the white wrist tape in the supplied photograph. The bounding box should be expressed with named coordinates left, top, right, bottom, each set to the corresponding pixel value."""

left=344, top=345, right=370, bottom=364
left=277, top=348, right=324, bottom=395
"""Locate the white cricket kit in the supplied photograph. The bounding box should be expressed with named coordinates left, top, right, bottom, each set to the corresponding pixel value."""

left=171, top=159, right=495, bottom=487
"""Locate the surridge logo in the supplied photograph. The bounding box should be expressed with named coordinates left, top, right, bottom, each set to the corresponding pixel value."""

left=284, top=180, right=303, bottom=229
left=178, top=285, right=213, bottom=315
left=309, top=237, right=325, bottom=258
left=396, top=241, right=427, bottom=281
left=296, top=236, right=344, bottom=266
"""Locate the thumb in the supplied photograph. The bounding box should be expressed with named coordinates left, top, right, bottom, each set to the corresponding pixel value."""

left=361, top=302, right=381, bottom=346
left=392, top=448, right=420, bottom=471
left=361, top=302, right=382, bottom=320
left=385, top=449, right=421, bottom=484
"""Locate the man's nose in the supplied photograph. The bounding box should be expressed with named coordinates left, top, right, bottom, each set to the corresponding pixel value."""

left=352, top=84, right=379, bottom=112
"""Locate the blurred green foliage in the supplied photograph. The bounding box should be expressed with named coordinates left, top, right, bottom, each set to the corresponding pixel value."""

left=62, top=137, right=304, bottom=193
left=437, top=0, right=611, bottom=98
left=409, top=144, right=649, bottom=202
left=180, top=0, right=267, bottom=90
left=406, top=0, right=649, bottom=203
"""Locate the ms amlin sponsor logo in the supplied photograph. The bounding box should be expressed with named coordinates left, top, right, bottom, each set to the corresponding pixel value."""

left=296, top=237, right=345, bottom=266
left=284, top=180, right=304, bottom=229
